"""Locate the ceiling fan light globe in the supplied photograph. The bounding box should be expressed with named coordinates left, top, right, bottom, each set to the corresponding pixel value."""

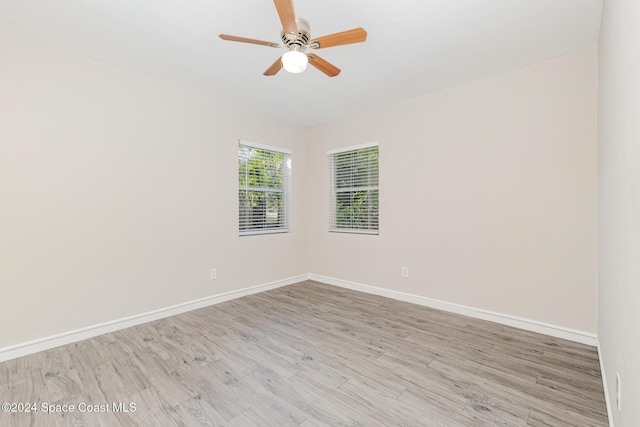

left=282, top=50, right=308, bottom=73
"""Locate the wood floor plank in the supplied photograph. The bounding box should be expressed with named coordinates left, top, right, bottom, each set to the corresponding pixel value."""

left=186, top=367, right=248, bottom=421
left=292, top=341, right=401, bottom=399
left=527, top=405, right=608, bottom=427
left=6, top=368, right=53, bottom=427
left=475, top=363, right=539, bottom=389
left=469, top=392, right=532, bottom=426
left=224, top=408, right=273, bottom=427
left=0, top=280, right=608, bottom=426
left=462, top=400, right=525, bottom=427
left=126, top=386, right=180, bottom=427
left=396, top=389, right=477, bottom=426
left=289, top=369, right=391, bottom=426
left=168, top=395, right=226, bottom=426
left=51, top=392, right=100, bottom=427
left=0, top=361, right=9, bottom=389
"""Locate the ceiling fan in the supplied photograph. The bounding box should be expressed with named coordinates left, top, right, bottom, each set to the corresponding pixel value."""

left=219, top=0, right=367, bottom=77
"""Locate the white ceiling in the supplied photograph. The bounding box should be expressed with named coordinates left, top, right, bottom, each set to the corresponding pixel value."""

left=0, top=0, right=602, bottom=126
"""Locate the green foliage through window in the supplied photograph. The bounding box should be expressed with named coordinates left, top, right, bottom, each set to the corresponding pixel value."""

left=239, top=142, right=290, bottom=235
left=329, top=144, right=379, bottom=233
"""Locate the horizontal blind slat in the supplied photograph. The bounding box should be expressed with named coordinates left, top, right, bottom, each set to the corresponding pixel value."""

left=327, top=144, right=379, bottom=234
left=239, top=142, right=290, bottom=235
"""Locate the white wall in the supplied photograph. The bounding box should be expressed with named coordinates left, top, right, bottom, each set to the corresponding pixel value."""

left=307, top=47, right=598, bottom=334
left=0, top=29, right=600, bottom=353
left=598, top=0, right=640, bottom=424
left=0, top=31, right=309, bottom=348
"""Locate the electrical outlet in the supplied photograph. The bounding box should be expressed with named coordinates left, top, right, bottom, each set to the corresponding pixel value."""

left=616, top=373, right=622, bottom=412
left=401, top=267, right=409, bottom=278
left=210, top=268, right=217, bottom=280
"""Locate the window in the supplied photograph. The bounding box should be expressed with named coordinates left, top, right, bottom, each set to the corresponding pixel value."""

left=238, top=141, right=291, bottom=236
left=328, top=143, right=379, bottom=234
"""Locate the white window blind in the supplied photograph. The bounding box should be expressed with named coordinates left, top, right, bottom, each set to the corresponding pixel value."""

left=238, top=141, right=291, bottom=236
left=328, top=142, right=379, bottom=234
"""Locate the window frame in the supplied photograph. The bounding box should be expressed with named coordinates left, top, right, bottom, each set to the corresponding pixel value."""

left=238, top=140, right=291, bottom=236
left=327, top=142, right=379, bottom=235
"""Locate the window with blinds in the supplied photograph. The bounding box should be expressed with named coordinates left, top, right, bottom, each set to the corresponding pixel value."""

left=328, top=143, right=379, bottom=234
left=238, top=141, right=291, bottom=236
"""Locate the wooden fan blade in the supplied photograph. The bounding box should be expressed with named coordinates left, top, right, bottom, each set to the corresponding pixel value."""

left=308, top=54, right=341, bottom=77
left=219, top=34, right=281, bottom=48
left=274, top=0, right=297, bottom=35
left=310, top=27, right=367, bottom=49
left=263, top=57, right=283, bottom=76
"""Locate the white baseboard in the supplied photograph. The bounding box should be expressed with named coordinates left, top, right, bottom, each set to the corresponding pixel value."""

left=1, top=272, right=598, bottom=363
left=309, top=274, right=597, bottom=346
left=597, top=338, right=615, bottom=427
left=0, top=274, right=307, bottom=363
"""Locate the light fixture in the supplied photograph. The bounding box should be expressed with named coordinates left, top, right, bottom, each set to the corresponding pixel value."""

left=282, top=46, right=308, bottom=74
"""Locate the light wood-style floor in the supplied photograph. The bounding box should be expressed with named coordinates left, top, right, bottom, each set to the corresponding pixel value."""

left=0, top=281, right=608, bottom=426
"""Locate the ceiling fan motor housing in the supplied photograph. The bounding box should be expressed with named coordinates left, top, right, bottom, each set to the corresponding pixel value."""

left=281, top=17, right=310, bottom=49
